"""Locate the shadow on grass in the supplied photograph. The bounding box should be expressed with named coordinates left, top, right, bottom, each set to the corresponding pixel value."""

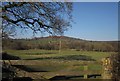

left=12, top=65, right=49, bottom=72
left=49, top=75, right=84, bottom=80
left=2, top=77, right=33, bottom=81
left=2, top=52, right=21, bottom=60
left=26, top=55, right=95, bottom=61
left=25, top=52, right=57, bottom=55
left=49, top=74, right=101, bottom=80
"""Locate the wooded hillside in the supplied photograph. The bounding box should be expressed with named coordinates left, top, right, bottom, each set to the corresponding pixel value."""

left=2, top=36, right=118, bottom=52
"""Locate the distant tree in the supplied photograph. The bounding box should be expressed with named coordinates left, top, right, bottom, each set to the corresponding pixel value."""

left=1, top=2, right=73, bottom=38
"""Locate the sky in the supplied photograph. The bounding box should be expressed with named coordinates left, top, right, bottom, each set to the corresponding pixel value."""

left=65, top=2, right=118, bottom=41
left=15, top=2, right=118, bottom=41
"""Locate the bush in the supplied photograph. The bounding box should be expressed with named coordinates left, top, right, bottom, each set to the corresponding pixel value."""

left=110, top=53, right=120, bottom=81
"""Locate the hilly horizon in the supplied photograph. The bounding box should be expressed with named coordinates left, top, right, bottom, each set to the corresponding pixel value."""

left=3, top=35, right=118, bottom=52
left=12, top=35, right=118, bottom=42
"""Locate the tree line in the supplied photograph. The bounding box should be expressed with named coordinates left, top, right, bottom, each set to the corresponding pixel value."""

left=2, top=36, right=118, bottom=52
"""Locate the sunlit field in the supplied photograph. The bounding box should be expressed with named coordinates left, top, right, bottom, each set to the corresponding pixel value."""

left=4, top=49, right=114, bottom=60
left=3, top=49, right=116, bottom=79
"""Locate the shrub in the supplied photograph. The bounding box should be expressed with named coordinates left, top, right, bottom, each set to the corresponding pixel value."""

left=110, top=53, right=120, bottom=81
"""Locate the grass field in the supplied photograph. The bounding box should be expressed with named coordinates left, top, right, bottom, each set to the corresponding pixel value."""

left=4, top=49, right=114, bottom=61
left=3, top=49, right=115, bottom=79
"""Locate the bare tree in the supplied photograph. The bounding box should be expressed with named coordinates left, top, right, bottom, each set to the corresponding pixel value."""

left=1, top=2, right=73, bottom=38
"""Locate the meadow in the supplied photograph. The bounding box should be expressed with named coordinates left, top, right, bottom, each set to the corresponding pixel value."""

left=4, top=49, right=114, bottom=60
left=3, top=49, right=115, bottom=79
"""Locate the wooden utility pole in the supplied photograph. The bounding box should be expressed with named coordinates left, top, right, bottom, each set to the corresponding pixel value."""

left=59, top=36, right=62, bottom=53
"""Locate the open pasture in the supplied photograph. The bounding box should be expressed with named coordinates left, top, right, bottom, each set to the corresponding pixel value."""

left=4, top=49, right=114, bottom=61
left=3, top=49, right=115, bottom=79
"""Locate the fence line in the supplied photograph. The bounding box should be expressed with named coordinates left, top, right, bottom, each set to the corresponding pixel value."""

left=2, top=58, right=113, bottom=79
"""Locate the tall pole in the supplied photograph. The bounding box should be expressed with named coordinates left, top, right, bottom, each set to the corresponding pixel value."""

left=59, top=36, right=62, bottom=53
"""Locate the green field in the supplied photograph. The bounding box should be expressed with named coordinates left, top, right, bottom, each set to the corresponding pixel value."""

left=3, top=49, right=115, bottom=79
left=4, top=49, right=114, bottom=60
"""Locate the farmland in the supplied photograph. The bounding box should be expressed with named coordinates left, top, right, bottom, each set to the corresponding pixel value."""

left=3, top=49, right=116, bottom=79
left=4, top=49, right=114, bottom=61
left=2, top=36, right=118, bottom=80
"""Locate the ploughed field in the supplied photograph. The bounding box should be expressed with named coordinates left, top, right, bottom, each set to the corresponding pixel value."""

left=2, top=49, right=115, bottom=79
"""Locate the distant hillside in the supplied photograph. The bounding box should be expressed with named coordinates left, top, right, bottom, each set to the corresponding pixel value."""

left=2, top=36, right=118, bottom=52
left=32, top=36, right=85, bottom=41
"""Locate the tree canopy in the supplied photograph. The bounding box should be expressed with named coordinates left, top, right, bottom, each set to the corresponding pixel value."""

left=1, top=2, right=73, bottom=38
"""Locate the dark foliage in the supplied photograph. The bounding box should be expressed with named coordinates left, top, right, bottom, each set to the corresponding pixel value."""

left=1, top=2, right=72, bottom=38
left=111, top=53, right=120, bottom=81
left=2, top=36, right=118, bottom=52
